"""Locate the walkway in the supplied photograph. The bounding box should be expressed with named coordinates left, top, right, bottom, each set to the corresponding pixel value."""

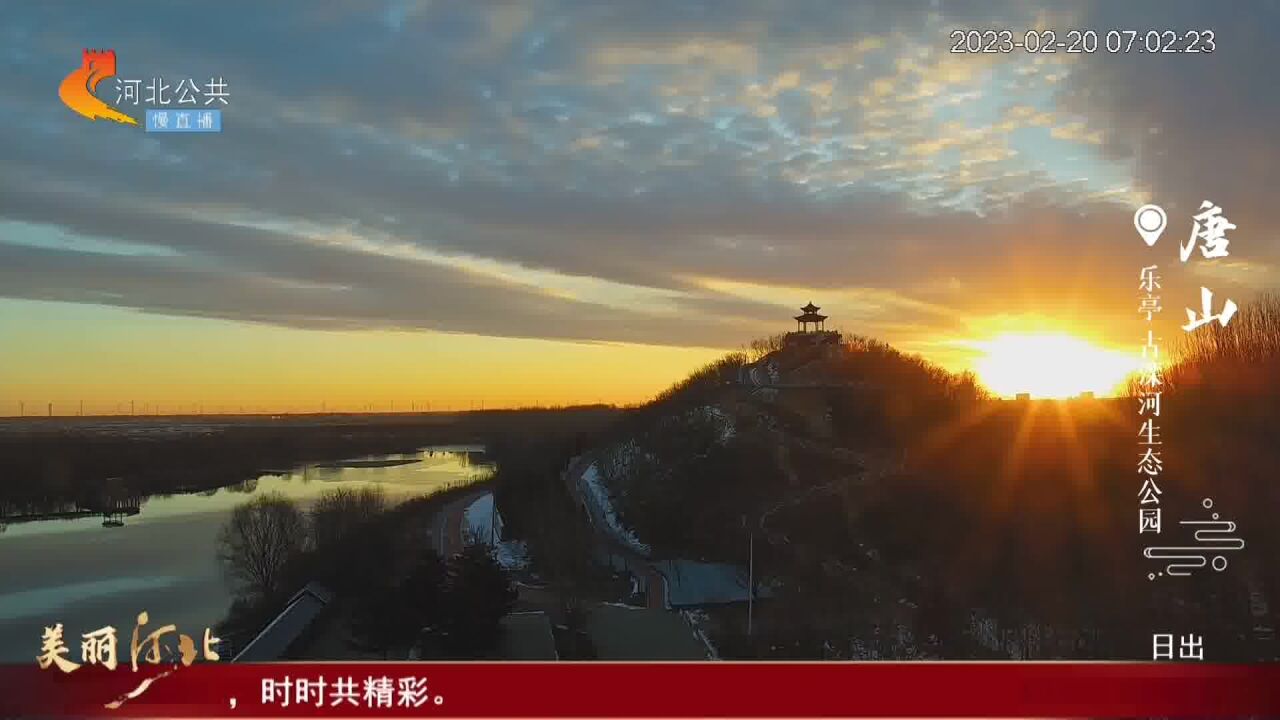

left=427, top=485, right=491, bottom=556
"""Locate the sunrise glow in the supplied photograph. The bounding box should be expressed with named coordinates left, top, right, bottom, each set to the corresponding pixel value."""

left=973, top=333, right=1141, bottom=399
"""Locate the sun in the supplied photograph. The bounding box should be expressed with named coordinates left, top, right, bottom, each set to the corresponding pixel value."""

left=973, top=333, right=1140, bottom=399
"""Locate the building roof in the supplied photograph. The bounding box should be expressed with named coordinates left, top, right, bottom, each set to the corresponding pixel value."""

left=653, top=559, right=768, bottom=608
left=794, top=312, right=828, bottom=322
left=585, top=603, right=709, bottom=660
left=499, top=611, right=559, bottom=660
left=233, top=582, right=333, bottom=662
left=801, top=302, right=821, bottom=313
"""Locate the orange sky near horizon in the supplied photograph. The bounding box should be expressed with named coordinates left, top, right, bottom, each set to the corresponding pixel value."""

left=0, top=294, right=1157, bottom=416
left=0, top=299, right=728, bottom=416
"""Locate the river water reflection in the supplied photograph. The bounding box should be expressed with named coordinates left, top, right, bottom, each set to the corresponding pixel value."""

left=0, top=446, right=491, bottom=662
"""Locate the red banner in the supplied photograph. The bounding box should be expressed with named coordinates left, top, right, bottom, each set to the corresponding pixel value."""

left=2, top=662, right=1278, bottom=718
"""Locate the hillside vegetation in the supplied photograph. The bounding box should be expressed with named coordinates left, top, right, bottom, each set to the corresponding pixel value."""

left=584, top=297, right=1280, bottom=660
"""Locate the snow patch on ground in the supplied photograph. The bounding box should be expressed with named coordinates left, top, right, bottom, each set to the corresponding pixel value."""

left=462, top=493, right=502, bottom=545
left=580, top=462, right=651, bottom=555
left=462, top=492, right=529, bottom=569
left=495, top=540, right=531, bottom=570
left=699, top=406, right=735, bottom=442
left=680, top=609, right=719, bottom=660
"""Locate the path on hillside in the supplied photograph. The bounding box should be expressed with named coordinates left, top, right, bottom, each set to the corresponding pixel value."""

left=563, top=454, right=668, bottom=609
left=427, top=484, right=491, bottom=556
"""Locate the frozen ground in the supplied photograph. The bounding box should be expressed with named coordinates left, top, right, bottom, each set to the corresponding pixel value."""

left=579, top=462, right=650, bottom=555
left=462, top=492, right=530, bottom=569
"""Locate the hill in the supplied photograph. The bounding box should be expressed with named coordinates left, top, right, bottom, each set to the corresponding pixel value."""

left=558, top=305, right=1280, bottom=660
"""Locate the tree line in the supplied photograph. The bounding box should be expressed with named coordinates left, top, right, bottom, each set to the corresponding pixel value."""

left=216, top=486, right=516, bottom=659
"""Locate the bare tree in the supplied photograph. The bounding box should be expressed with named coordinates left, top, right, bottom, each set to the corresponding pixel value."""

left=310, top=486, right=387, bottom=549
left=747, top=333, right=789, bottom=361
left=218, top=492, right=306, bottom=599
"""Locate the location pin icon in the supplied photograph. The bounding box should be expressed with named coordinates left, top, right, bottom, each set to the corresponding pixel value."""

left=1134, top=204, right=1167, bottom=247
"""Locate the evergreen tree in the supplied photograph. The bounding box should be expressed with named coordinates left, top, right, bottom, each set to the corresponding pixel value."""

left=439, top=545, right=516, bottom=656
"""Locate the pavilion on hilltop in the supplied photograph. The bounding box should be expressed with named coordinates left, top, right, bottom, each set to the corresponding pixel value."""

left=794, top=301, right=827, bottom=332
left=784, top=302, right=840, bottom=347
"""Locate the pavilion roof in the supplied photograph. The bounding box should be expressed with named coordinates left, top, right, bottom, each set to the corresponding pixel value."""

left=801, top=302, right=821, bottom=313
left=795, top=312, right=827, bottom=322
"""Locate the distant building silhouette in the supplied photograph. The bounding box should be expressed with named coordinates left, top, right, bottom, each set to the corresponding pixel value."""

left=785, top=302, right=840, bottom=347
left=794, top=301, right=827, bottom=332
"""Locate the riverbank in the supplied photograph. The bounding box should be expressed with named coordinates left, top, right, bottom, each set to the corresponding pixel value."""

left=225, top=478, right=502, bottom=660
left=0, top=406, right=619, bottom=521
left=314, top=458, right=421, bottom=469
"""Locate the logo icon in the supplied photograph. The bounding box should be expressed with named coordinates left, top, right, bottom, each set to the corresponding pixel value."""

left=1133, top=204, right=1167, bottom=247
left=59, top=49, right=137, bottom=125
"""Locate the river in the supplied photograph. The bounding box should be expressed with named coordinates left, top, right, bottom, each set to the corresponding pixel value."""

left=0, top=446, right=492, bottom=663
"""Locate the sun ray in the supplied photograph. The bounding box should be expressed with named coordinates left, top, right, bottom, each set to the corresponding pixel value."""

left=1048, top=399, right=1110, bottom=537
left=908, top=398, right=1002, bottom=469
left=995, top=399, right=1043, bottom=512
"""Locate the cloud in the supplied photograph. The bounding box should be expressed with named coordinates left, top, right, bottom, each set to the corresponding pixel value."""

left=1, top=0, right=1275, bottom=355
left=1050, top=121, right=1104, bottom=145
left=1060, top=0, right=1280, bottom=265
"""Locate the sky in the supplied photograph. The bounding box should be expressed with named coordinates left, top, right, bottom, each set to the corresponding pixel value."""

left=2, top=0, right=1279, bottom=412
